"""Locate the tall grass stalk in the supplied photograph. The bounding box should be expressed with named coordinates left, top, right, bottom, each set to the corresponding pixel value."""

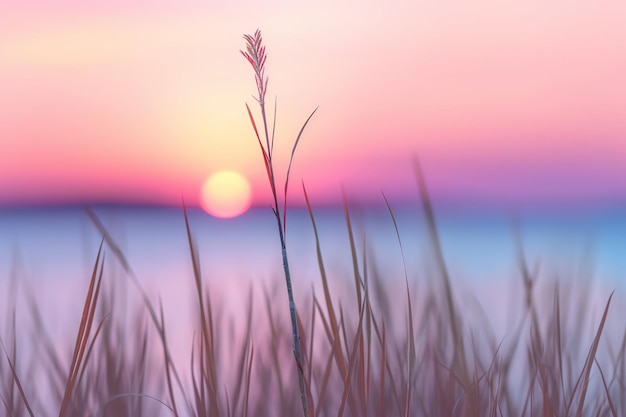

left=241, top=29, right=317, bottom=417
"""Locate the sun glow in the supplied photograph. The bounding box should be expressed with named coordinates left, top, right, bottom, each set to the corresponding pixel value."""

left=200, top=171, right=252, bottom=218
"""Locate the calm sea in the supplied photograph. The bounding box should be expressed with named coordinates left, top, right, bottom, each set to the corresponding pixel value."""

left=1, top=205, right=624, bottom=290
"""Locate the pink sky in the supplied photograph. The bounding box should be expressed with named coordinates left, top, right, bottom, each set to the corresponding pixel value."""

left=1, top=1, right=625, bottom=210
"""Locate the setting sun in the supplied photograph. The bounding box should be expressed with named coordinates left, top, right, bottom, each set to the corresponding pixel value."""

left=200, top=171, right=252, bottom=218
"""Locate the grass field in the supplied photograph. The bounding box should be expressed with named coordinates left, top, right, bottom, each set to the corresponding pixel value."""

left=1, top=195, right=623, bottom=417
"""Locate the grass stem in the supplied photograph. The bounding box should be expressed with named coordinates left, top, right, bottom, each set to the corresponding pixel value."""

left=241, top=29, right=317, bottom=417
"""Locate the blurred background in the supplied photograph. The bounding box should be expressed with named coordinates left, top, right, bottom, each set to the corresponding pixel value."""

left=0, top=0, right=624, bottom=376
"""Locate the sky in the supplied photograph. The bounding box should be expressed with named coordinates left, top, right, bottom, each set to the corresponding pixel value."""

left=1, top=1, right=625, bottom=212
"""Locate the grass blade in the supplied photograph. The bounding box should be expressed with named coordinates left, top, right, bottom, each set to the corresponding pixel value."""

left=59, top=240, right=105, bottom=417
left=283, top=106, right=318, bottom=234
left=575, top=292, right=613, bottom=417
left=414, top=158, right=468, bottom=387
left=0, top=338, right=35, bottom=417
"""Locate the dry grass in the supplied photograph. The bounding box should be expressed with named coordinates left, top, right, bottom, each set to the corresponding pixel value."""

left=1, top=29, right=624, bottom=417
left=1, top=178, right=623, bottom=417
left=241, top=28, right=317, bottom=417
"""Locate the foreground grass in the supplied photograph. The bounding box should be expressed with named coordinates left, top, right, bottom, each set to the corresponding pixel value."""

left=0, top=190, right=623, bottom=417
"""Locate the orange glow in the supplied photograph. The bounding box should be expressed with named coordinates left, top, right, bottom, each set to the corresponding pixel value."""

left=200, top=171, right=252, bottom=218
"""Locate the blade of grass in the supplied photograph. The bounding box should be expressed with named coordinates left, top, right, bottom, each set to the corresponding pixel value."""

left=88, top=393, right=176, bottom=417
left=183, top=204, right=219, bottom=417
left=595, top=358, right=618, bottom=417
left=307, top=288, right=317, bottom=400
left=283, top=106, right=318, bottom=235
left=59, top=241, right=105, bottom=417
left=313, top=331, right=340, bottom=417
left=231, top=288, right=254, bottom=414
left=379, top=320, right=387, bottom=417
left=336, top=298, right=367, bottom=417
left=575, top=292, right=613, bottom=417
left=381, top=192, right=415, bottom=416
left=158, top=299, right=180, bottom=417
left=303, top=183, right=347, bottom=380
left=242, top=344, right=254, bottom=417
left=245, top=102, right=272, bottom=181
left=413, top=158, right=469, bottom=387
left=341, top=191, right=363, bottom=309
left=0, top=338, right=35, bottom=417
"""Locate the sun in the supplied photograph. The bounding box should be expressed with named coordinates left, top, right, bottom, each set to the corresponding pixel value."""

left=200, top=171, right=252, bottom=218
